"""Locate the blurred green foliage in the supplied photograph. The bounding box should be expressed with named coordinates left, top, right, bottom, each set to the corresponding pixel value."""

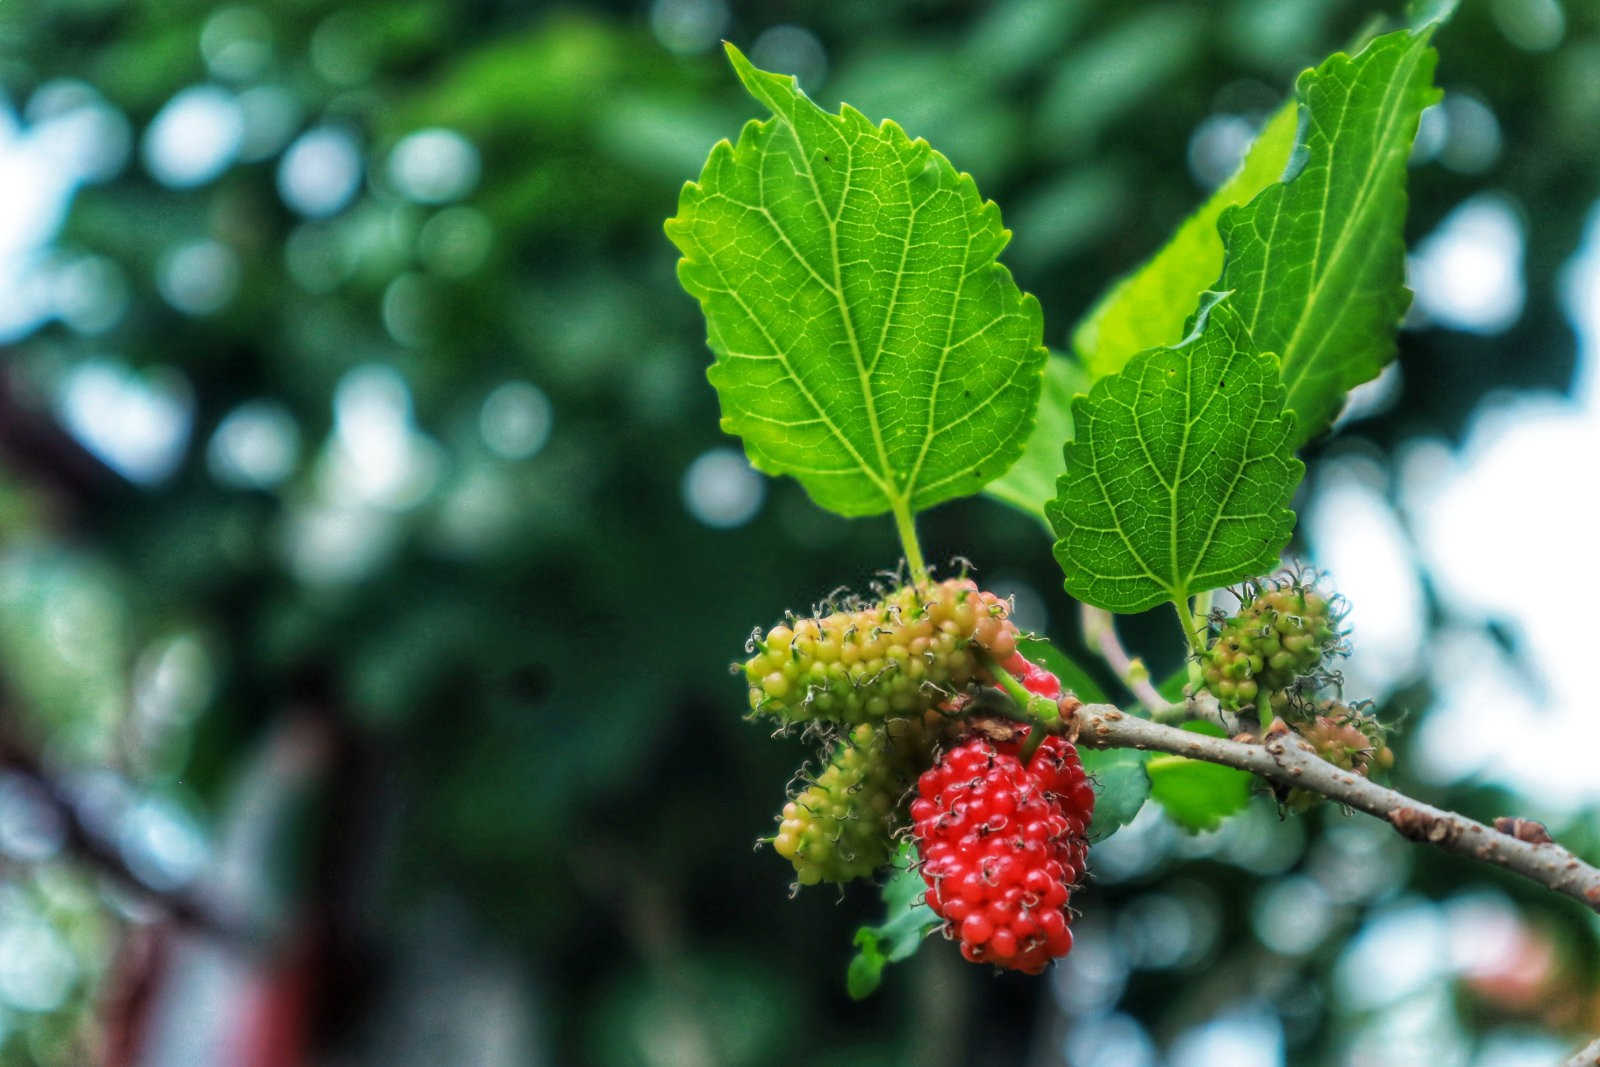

left=0, top=0, right=1596, bottom=1064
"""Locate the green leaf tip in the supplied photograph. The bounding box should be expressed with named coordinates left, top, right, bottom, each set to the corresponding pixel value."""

left=667, top=46, right=1047, bottom=520
left=722, top=40, right=796, bottom=115
left=1218, top=17, right=1447, bottom=447
left=1047, top=292, right=1304, bottom=615
left=1034, top=2, right=1455, bottom=517
left=1072, top=101, right=1299, bottom=382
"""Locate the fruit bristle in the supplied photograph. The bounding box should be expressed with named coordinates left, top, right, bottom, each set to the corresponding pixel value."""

left=743, top=578, right=1021, bottom=725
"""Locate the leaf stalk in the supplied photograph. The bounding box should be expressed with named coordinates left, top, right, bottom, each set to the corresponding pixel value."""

left=891, top=500, right=929, bottom=591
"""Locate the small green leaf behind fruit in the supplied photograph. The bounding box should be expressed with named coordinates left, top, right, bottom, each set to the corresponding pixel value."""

left=1156, top=666, right=1189, bottom=704
left=1146, top=721, right=1253, bottom=832
left=984, top=354, right=1091, bottom=526
left=1079, top=747, right=1152, bottom=842
left=1013, top=638, right=1149, bottom=840
left=846, top=842, right=938, bottom=999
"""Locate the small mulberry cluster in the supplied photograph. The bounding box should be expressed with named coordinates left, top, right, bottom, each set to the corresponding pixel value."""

left=743, top=578, right=1019, bottom=724
left=773, top=715, right=942, bottom=886
left=1280, top=701, right=1394, bottom=811
left=911, top=729, right=1094, bottom=973
left=1202, top=573, right=1345, bottom=714
left=1300, top=701, right=1393, bottom=775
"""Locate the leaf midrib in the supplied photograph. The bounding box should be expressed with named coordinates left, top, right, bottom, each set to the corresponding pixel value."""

left=1081, top=400, right=1167, bottom=595
left=1278, top=38, right=1424, bottom=404
left=777, top=106, right=905, bottom=509
left=1067, top=321, right=1282, bottom=607
left=707, top=257, right=884, bottom=485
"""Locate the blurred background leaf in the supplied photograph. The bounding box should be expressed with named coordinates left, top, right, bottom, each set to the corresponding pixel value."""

left=0, top=0, right=1597, bottom=1064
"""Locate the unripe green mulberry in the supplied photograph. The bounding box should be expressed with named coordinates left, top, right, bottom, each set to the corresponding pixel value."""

left=743, top=578, right=1019, bottom=725
left=772, top=715, right=941, bottom=885
left=1201, top=573, right=1345, bottom=714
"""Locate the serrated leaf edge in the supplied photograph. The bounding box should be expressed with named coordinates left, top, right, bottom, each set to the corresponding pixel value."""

left=665, top=44, right=1047, bottom=518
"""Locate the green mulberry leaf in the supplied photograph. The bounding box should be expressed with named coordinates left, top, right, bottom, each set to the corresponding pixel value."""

left=1221, top=19, right=1446, bottom=446
left=846, top=842, right=938, bottom=999
left=1146, top=722, right=1253, bottom=832
left=986, top=104, right=1294, bottom=527
left=983, top=354, right=1091, bottom=526
left=1080, top=747, right=1152, bottom=842
left=1045, top=292, right=1303, bottom=614
left=666, top=44, right=1047, bottom=520
left=1074, top=100, right=1299, bottom=380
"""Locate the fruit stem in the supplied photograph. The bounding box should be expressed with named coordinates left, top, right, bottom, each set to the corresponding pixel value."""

left=985, top=658, right=1060, bottom=762
left=890, top=499, right=929, bottom=591
left=1018, top=720, right=1049, bottom=764
left=989, top=659, right=1032, bottom=709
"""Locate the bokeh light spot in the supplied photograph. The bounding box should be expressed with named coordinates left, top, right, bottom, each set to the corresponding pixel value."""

left=1491, top=0, right=1564, bottom=52
left=418, top=205, right=492, bottom=277
left=1168, top=1002, right=1283, bottom=1067
left=1409, top=193, right=1524, bottom=333
left=682, top=448, right=764, bottom=528
left=52, top=253, right=130, bottom=334
left=381, top=272, right=435, bottom=347
left=1307, top=456, right=1426, bottom=699
left=277, top=125, right=363, bottom=218
left=650, top=0, right=728, bottom=56
left=310, top=10, right=379, bottom=86
left=1334, top=899, right=1447, bottom=1011
left=0, top=918, right=77, bottom=1012
left=480, top=381, right=553, bottom=460
left=388, top=128, right=480, bottom=204
left=141, top=85, right=243, bottom=188
left=208, top=399, right=301, bottom=489
left=158, top=239, right=241, bottom=316
left=56, top=361, right=194, bottom=485
left=750, top=25, right=828, bottom=91
left=0, top=774, right=66, bottom=862
left=29, top=80, right=131, bottom=184
left=201, top=6, right=274, bottom=81
left=1437, top=91, right=1502, bottom=174
left=119, top=797, right=210, bottom=892
left=324, top=364, right=442, bottom=510
left=1187, top=113, right=1256, bottom=189
left=1062, top=1012, right=1155, bottom=1067
left=1252, top=875, right=1334, bottom=955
